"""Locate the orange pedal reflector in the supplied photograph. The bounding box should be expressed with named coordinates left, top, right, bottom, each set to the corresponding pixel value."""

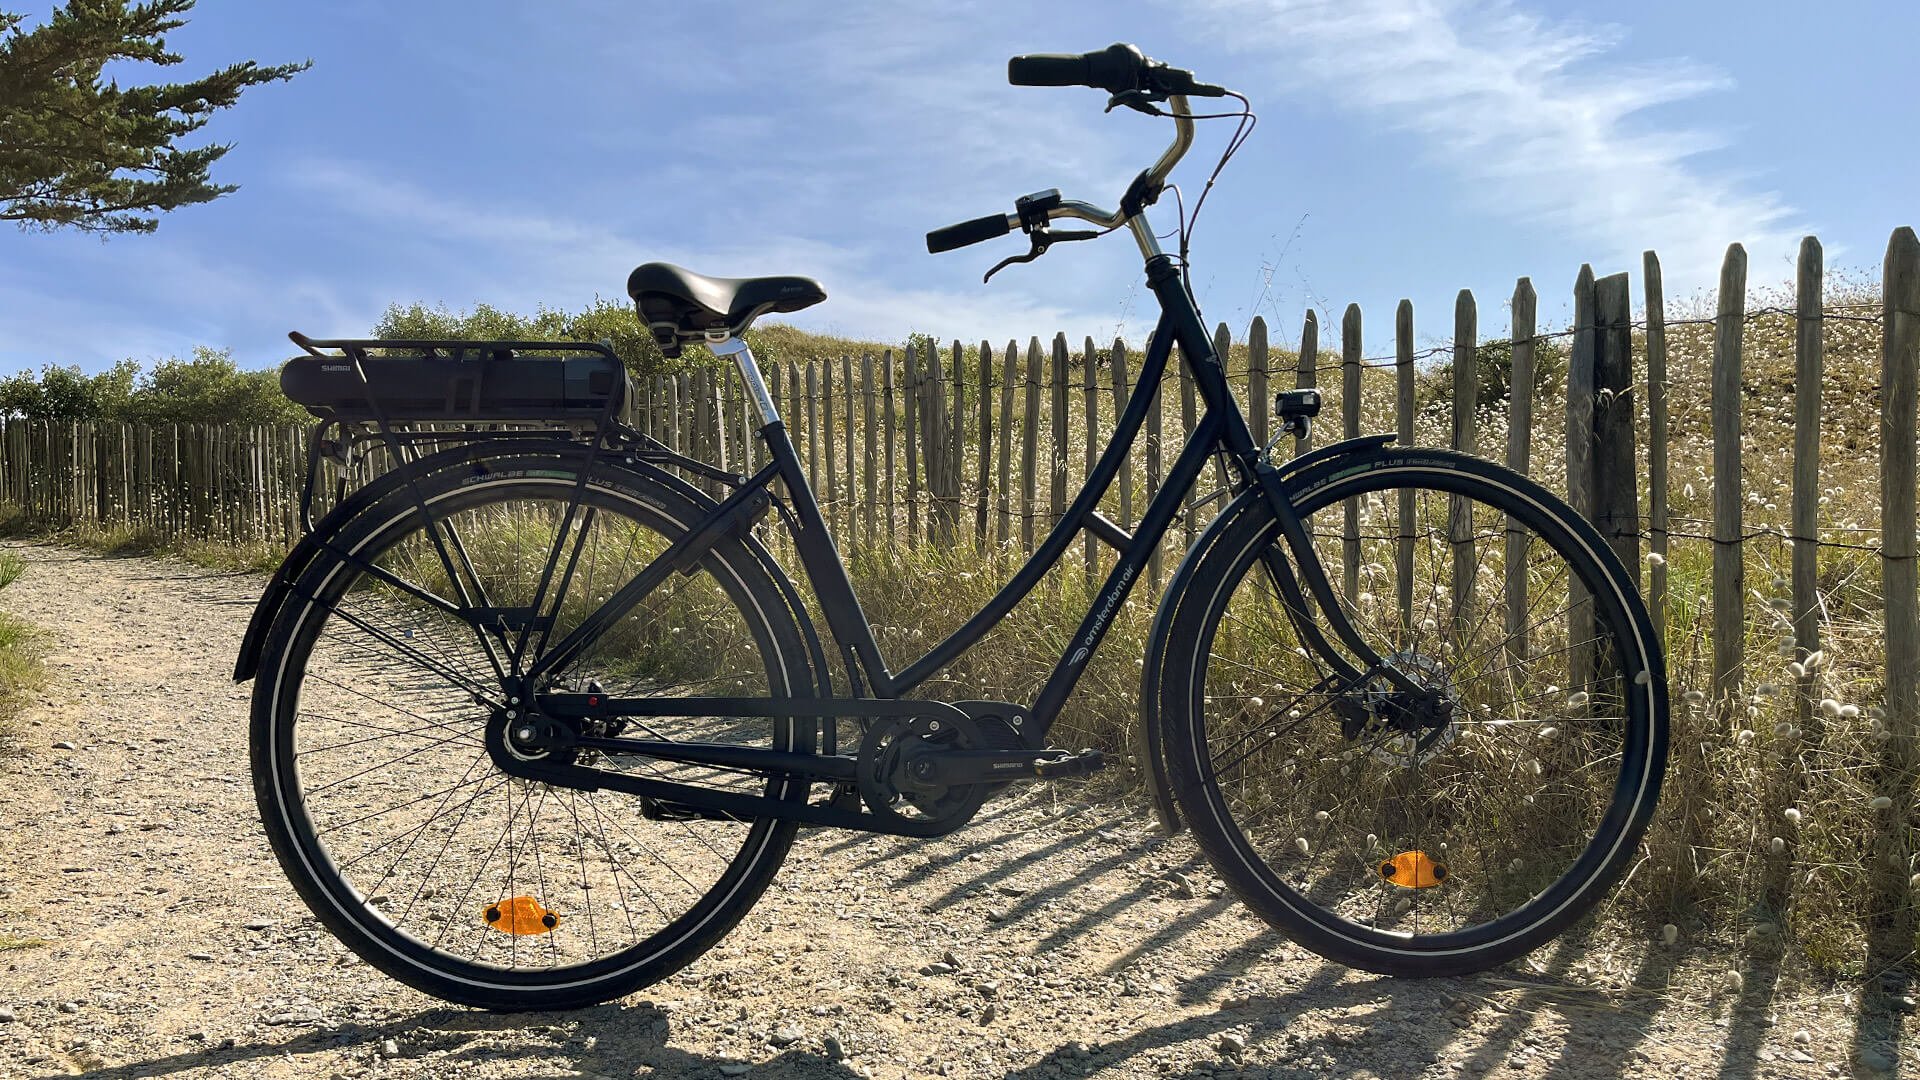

left=483, top=895, right=559, bottom=934
left=1380, top=851, right=1447, bottom=888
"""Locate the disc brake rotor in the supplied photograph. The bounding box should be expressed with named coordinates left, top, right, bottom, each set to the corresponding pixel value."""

left=1360, top=651, right=1460, bottom=767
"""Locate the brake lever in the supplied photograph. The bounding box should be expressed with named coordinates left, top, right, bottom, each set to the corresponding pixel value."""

left=983, top=228, right=1102, bottom=282
left=1105, top=89, right=1163, bottom=116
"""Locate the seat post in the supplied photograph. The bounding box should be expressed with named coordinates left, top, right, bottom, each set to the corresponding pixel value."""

left=707, top=333, right=780, bottom=429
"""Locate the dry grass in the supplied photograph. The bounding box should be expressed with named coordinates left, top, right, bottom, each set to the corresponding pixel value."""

left=0, top=549, right=44, bottom=751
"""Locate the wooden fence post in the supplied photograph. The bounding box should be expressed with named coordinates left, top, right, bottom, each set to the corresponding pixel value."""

left=951, top=341, right=967, bottom=543
left=1396, top=301, right=1414, bottom=639
left=1146, top=336, right=1165, bottom=590
left=1051, top=332, right=1069, bottom=534
left=668, top=374, right=683, bottom=456
left=1712, top=244, right=1748, bottom=706
left=904, top=343, right=921, bottom=550
left=1568, top=266, right=1597, bottom=691
left=1112, top=337, right=1132, bottom=524
left=1790, top=238, right=1823, bottom=731
left=1298, top=310, right=1318, bottom=453
left=1248, top=316, right=1269, bottom=446
left=1594, top=272, right=1639, bottom=580
left=1644, top=252, right=1670, bottom=648
left=805, top=362, right=821, bottom=523
left=1180, top=341, right=1196, bottom=546
left=1084, top=335, right=1101, bottom=592
left=917, top=340, right=940, bottom=541
left=1450, top=290, right=1477, bottom=632
left=1342, top=304, right=1362, bottom=602
left=862, top=352, right=878, bottom=553
left=1022, top=337, right=1043, bottom=553
left=976, top=340, right=993, bottom=547
left=1876, top=225, right=1920, bottom=967
left=997, top=340, right=1016, bottom=550
left=843, top=354, right=856, bottom=546
left=1506, top=280, right=1535, bottom=660
left=882, top=350, right=898, bottom=549
left=823, top=359, right=839, bottom=536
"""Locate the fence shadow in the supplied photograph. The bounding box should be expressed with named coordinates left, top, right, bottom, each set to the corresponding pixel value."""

left=27, top=1002, right=870, bottom=1080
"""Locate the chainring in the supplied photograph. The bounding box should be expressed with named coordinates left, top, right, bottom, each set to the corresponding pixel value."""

left=855, top=713, right=988, bottom=831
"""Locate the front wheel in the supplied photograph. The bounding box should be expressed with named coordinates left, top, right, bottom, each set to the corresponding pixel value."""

left=1161, top=448, right=1667, bottom=977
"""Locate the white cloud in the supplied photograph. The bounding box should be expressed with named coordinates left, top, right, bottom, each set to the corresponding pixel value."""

left=1179, top=0, right=1807, bottom=285
left=288, top=161, right=1133, bottom=349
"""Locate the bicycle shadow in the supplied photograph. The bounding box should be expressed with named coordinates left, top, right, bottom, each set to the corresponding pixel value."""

left=27, top=1002, right=865, bottom=1080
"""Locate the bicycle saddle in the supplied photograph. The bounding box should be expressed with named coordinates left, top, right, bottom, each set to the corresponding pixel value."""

left=627, top=262, right=826, bottom=357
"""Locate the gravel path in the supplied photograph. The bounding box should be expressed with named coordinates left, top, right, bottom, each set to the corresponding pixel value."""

left=0, top=543, right=1896, bottom=1079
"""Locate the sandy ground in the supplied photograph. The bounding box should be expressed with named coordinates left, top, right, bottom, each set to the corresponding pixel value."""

left=0, top=542, right=1906, bottom=1080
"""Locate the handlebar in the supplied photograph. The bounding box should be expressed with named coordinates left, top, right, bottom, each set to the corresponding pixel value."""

left=924, top=94, right=1195, bottom=251
left=927, top=44, right=1222, bottom=257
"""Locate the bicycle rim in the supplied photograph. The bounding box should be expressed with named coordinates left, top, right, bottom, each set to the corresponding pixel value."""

left=253, top=467, right=806, bottom=1002
left=1173, top=452, right=1664, bottom=969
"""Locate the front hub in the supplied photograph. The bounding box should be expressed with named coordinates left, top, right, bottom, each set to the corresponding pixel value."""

left=1343, top=651, right=1461, bottom=766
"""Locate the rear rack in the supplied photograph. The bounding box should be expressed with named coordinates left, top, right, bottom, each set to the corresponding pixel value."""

left=282, top=331, right=748, bottom=538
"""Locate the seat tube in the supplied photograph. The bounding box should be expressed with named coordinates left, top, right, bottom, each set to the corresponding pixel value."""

left=708, top=335, right=780, bottom=429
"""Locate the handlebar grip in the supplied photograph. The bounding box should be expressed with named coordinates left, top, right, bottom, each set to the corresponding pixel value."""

left=1008, top=44, right=1144, bottom=94
left=926, top=213, right=1012, bottom=254
left=1007, top=53, right=1092, bottom=87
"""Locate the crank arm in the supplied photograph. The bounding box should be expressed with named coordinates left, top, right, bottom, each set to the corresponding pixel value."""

left=913, top=748, right=1106, bottom=786
left=573, top=734, right=858, bottom=782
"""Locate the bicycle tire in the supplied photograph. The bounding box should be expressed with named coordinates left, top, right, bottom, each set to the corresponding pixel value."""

left=1161, top=446, right=1667, bottom=976
left=250, top=454, right=813, bottom=1009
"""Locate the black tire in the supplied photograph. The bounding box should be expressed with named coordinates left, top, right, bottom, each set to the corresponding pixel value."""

left=1160, top=447, right=1667, bottom=977
left=251, top=455, right=813, bottom=1010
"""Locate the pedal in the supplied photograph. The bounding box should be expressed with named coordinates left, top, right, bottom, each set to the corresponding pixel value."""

left=1033, top=748, right=1106, bottom=780
left=639, top=796, right=744, bottom=823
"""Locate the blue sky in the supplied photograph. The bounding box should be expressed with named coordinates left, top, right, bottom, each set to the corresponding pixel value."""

left=3, top=0, right=1916, bottom=374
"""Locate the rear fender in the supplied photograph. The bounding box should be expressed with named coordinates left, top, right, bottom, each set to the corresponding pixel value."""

left=234, top=440, right=827, bottom=700
left=232, top=438, right=571, bottom=681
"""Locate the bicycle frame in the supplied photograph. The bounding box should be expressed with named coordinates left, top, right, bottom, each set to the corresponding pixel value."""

left=525, top=212, right=1398, bottom=746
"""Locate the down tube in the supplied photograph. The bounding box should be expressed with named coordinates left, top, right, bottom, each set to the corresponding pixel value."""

left=886, top=313, right=1181, bottom=695
left=1028, top=411, right=1223, bottom=741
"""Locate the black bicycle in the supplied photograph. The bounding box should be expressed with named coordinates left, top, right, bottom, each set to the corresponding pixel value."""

left=237, top=45, right=1667, bottom=1010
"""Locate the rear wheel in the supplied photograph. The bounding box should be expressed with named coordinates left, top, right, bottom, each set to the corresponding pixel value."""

left=250, top=457, right=811, bottom=1009
left=1162, top=448, right=1666, bottom=976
